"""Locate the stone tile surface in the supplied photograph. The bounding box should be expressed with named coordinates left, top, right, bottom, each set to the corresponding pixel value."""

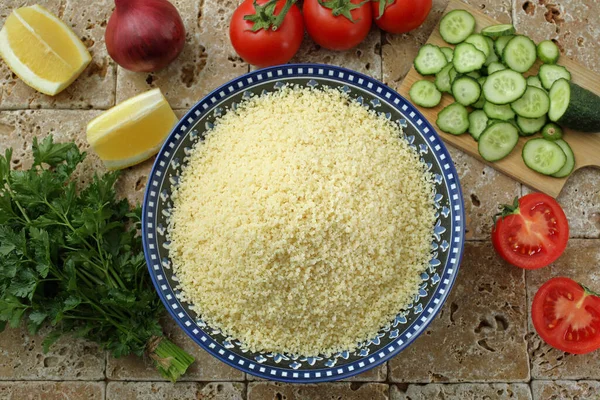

left=107, top=382, right=244, bottom=400
left=116, top=0, right=248, bottom=109
left=0, top=381, right=104, bottom=399
left=0, top=0, right=116, bottom=109
left=389, top=242, right=529, bottom=383
left=531, top=380, right=600, bottom=400
left=526, top=240, right=600, bottom=380
left=247, top=382, right=389, bottom=400
left=391, top=383, right=532, bottom=399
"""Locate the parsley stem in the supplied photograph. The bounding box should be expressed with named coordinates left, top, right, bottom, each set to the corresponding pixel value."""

left=4, top=181, right=31, bottom=223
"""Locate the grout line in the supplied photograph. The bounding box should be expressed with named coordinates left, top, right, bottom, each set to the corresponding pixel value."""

left=511, top=0, right=518, bottom=26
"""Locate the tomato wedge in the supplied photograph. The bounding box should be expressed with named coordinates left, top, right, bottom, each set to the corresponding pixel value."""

left=491, top=193, right=569, bottom=270
left=532, top=277, right=600, bottom=354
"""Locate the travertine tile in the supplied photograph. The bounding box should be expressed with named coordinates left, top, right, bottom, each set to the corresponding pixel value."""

left=0, top=381, right=104, bottom=399
left=391, top=383, right=532, bottom=400
left=247, top=382, right=389, bottom=400
left=0, top=0, right=116, bottom=109
left=107, top=382, right=244, bottom=400
left=459, top=0, right=512, bottom=23
left=0, top=326, right=104, bottom=380
left=389, top=242, right=529, bottom=383
left=526, top=240, right=600, bottom=380
left=116, top=0, right=248, bottom=109
left=531, top=380, right=600, bottom=400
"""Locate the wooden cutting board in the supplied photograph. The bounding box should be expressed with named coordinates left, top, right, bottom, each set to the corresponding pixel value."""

left=398, top=0, right=600, bottom=198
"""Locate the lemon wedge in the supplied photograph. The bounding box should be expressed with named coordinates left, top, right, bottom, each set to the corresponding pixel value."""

left=87, top=89, right=178, bottom=170
left=0, top=5, right=92, bottom=96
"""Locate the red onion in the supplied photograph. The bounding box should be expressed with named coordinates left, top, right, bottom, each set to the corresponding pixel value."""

left=105, top=0, right=186, bottom=72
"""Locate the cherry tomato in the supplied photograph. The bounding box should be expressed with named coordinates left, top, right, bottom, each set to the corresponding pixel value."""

left=491, top=193, right=569, bottom=270
left=303, top=0, right=372, bottom=51
left=532, top=277, right=600, bottom=354
left=229, top=0, right=304, bottom=68
left=372, top=0, right=432, bottom=34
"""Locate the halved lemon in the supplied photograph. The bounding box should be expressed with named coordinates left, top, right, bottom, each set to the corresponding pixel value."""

left=0, top=5, right=91, bottom=96
left=87, top=89, right=178, bottom=170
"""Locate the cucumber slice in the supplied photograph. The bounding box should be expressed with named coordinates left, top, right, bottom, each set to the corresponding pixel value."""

left=437, top=103, right=469, bottom=135
left=537, top=40, right=560, bottom=64
left=526, top=75, right=544, bottom=90
left=453, top=42, right=486, bottom=73
left=468, top=110, right=488, bottom=140
left=510, top=86, right=550, bottom=118
left=541, top=122, right=563, bottom=140
left=539, top=64, right=571, bottom=90
left=481, top=24, right=515, bottom=38
left=487, top=61, right=506, bottom=75
left=452, top=76, right=481, bottom=106
left=439, top=9, right=476, bottom=44
left=548, top=78, right=570, bottom=122
left=494, top=35, right=514, bottom=58
left=484, top=37, right=499, bottom=66
left=464, top=34, right=491, bottom=57
left=547, top=79, right=600, bottom=132
left=449, top=67, right=458, bottom=85
left=551, top=139, right=575, bottom=178
left=466, top=71, right=482, bottom=79
left=440, top=46, right=454, bottom=62
left=472, top=93, right=486, bottom=109
left=483, top=69, right=527, bottom=104
left=409, top=80, right=442, bottom=108
left=414, top=44, right=448, bottom=75
left=435, top=63, right=453, bottom=93
left=478, top=122, right=519, bottom=161
left=502, top=35, right=537, bottom=73
left=516, top=115, right=547, bottom=136
left=477, top=76, right=487, bottom=86
left=522, top=138, right=566, bottom=175
left=483, top=102, right=515, bottom=121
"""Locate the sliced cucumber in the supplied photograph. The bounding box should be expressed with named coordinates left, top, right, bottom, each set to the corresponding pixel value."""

left=414, top=44, right=448, bottom=75
left=487, top=61, right=506, bottom=75
left=510, top=86, right=550, bottom=118
left=435, top=63, right=453, bottom=93
left=526, top=75, right=544, bottom=90
left=472, top=93, right=486, bottom=109
left=448, top=67, right=458, bottom=85
left=484, top=37, right=499, bottom=66
left=468, top=110, right=488, bottom=140
left=541, top=122, right=563, bottom=140
left=464, top=34, right=491, bottom=57
left=453, top=42, right=486, bottom=73
left=483, top=69, right=527, bottom=104
left=440, top=46, right=454, bottom=63
left=516, top=115, right=547, bottom=136
left=466, top=71, right=482, bottom=79
left=539, top=64, right=571, bottom=90
left=537, top=40, right=560, bottom=64
left=452, top=76, right=481, bottom=106
left=437, top=103, right=469, bottom=135
left=477, top=76, right=487, bottom=86
left=547, top=79, right=600, bottom=131
left=481, top=24, right=515, bottom=38
left=494, top=35, right=514, bottom=58
left=483, top=102, right=515, bottom=121
left=439, top=9, right=476, bottom=44
left=409, top=80, right=442, bottom=108
left=502, top=35, right=537, bottom=73
left=478, top=122, right=519, bottom=162
left=551, top=139, right=575, bottom=178
left=522, top=138, right=566, bottom=175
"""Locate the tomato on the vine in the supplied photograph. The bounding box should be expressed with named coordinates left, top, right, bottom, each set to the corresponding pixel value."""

left=491, top=193, right=569, bottom=270
left=229, top=0, right=304, bottom=68
left=303, top=0, right=372, bottom=51
left=372, top=0, right=432, bottom=34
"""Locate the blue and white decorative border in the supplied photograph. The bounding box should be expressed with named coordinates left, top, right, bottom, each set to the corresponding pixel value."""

left=142, top=64, right=465, bottom=383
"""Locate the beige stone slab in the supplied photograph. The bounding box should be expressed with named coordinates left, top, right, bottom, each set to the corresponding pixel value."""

left=526, top=239, right=600, bottom=380
left=247, top=382, right=389, bottom=400
left=0, top=326, right=104, bottom=380
left=531, top=380, right=600, bottom=400
left=116, top=0, right=248, bottom=109
left=0, top=0, right=116, bottom=110
left=107, top=382, right=244, bottom=400
left=0, top=381, right=104, bottom=399
left=391, top=383, right=532, bottom=400
left=389, top=242, right=529, bottom=383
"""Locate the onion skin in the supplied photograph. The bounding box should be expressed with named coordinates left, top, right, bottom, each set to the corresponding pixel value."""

left=106, top=0, right=186, bottom=72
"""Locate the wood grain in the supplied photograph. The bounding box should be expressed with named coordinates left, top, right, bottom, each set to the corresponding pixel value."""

left=398, top=0, right=600, bottom=198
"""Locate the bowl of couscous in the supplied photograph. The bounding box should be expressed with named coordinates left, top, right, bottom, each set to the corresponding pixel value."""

left=142, top=64, right=465, bottom=382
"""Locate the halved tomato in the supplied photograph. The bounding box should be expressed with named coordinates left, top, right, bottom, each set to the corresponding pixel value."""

left=491, top=193, right=569, bottom=270
left=532, top=277, right=600, bottom=354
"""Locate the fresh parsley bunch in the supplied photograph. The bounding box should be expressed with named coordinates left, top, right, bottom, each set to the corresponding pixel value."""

left=0, top=136, right=193, bottom=381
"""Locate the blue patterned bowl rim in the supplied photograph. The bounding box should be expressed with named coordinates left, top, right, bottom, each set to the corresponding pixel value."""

left=142, top=63, right=466, bottom=383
